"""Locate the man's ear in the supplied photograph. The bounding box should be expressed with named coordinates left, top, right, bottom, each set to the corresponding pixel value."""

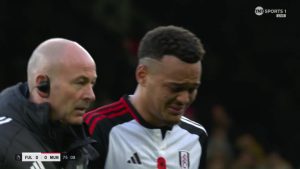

left=136, top=64, right=148, bottom=86
left=36, top=75, right=50, bottom=98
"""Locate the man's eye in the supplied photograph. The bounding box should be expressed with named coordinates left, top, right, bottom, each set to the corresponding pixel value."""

left=169, top=86, right=197, bottom=93
left=170, top=86, right=183, bottom=92
left=76, top=81, right=86, bottom=85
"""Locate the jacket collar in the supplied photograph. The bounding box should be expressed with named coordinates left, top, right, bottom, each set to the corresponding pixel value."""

left=0, top=82, right=51, bottom=134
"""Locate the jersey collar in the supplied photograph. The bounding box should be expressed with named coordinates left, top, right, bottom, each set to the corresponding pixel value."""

left=121, top=95, right=173, bottom=131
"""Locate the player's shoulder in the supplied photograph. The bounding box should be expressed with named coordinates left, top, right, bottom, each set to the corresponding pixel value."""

left=179, top=116, right=208, bottom=137
left=84, top=97, right=135, bottom=135
left=84, top=98, right=129, bottom=124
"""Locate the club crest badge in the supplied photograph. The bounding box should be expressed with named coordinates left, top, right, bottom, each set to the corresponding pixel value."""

left=179, top=151, right=189, bottom=169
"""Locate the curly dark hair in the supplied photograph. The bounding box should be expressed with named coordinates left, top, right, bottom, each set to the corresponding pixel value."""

left=138, top=25, right=205, bottom=63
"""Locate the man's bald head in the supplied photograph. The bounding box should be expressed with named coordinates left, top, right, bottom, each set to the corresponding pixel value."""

left=27, top=38, right=93, bottom=91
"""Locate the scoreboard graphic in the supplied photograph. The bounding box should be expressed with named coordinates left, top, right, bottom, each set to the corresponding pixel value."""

left=15, top=152, right=76, bottom=162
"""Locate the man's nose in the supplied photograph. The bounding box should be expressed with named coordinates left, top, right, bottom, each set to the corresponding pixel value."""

left=84, top=85, right=96, bottom=102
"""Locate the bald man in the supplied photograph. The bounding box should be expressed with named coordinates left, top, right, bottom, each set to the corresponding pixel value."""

left=0, top=38, right=98, bottom=169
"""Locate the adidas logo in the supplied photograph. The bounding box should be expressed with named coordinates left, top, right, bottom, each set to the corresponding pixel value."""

left=30, top=161, right=45, bottom=169
left=0, top=116, right=12, bottom=125
left=127, top=152, right=142, bottom=165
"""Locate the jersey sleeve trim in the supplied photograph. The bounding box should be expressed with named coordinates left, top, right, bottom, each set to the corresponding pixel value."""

left=181, top=116, right=208, bottom=136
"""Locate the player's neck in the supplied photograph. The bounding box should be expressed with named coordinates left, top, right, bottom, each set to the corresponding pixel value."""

left=128, top=92, right=152, bottom=125
left=129, top=93, right=167, bottom=128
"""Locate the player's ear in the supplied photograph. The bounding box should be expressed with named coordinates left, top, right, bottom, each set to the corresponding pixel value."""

left=136, top=64, right=148, bottom=86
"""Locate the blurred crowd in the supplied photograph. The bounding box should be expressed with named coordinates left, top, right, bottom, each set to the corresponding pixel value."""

left=197, top=104, right=295, bottom=169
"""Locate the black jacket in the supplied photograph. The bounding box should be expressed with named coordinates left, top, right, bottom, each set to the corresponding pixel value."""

left=0, top=83, right=98, bottom=169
